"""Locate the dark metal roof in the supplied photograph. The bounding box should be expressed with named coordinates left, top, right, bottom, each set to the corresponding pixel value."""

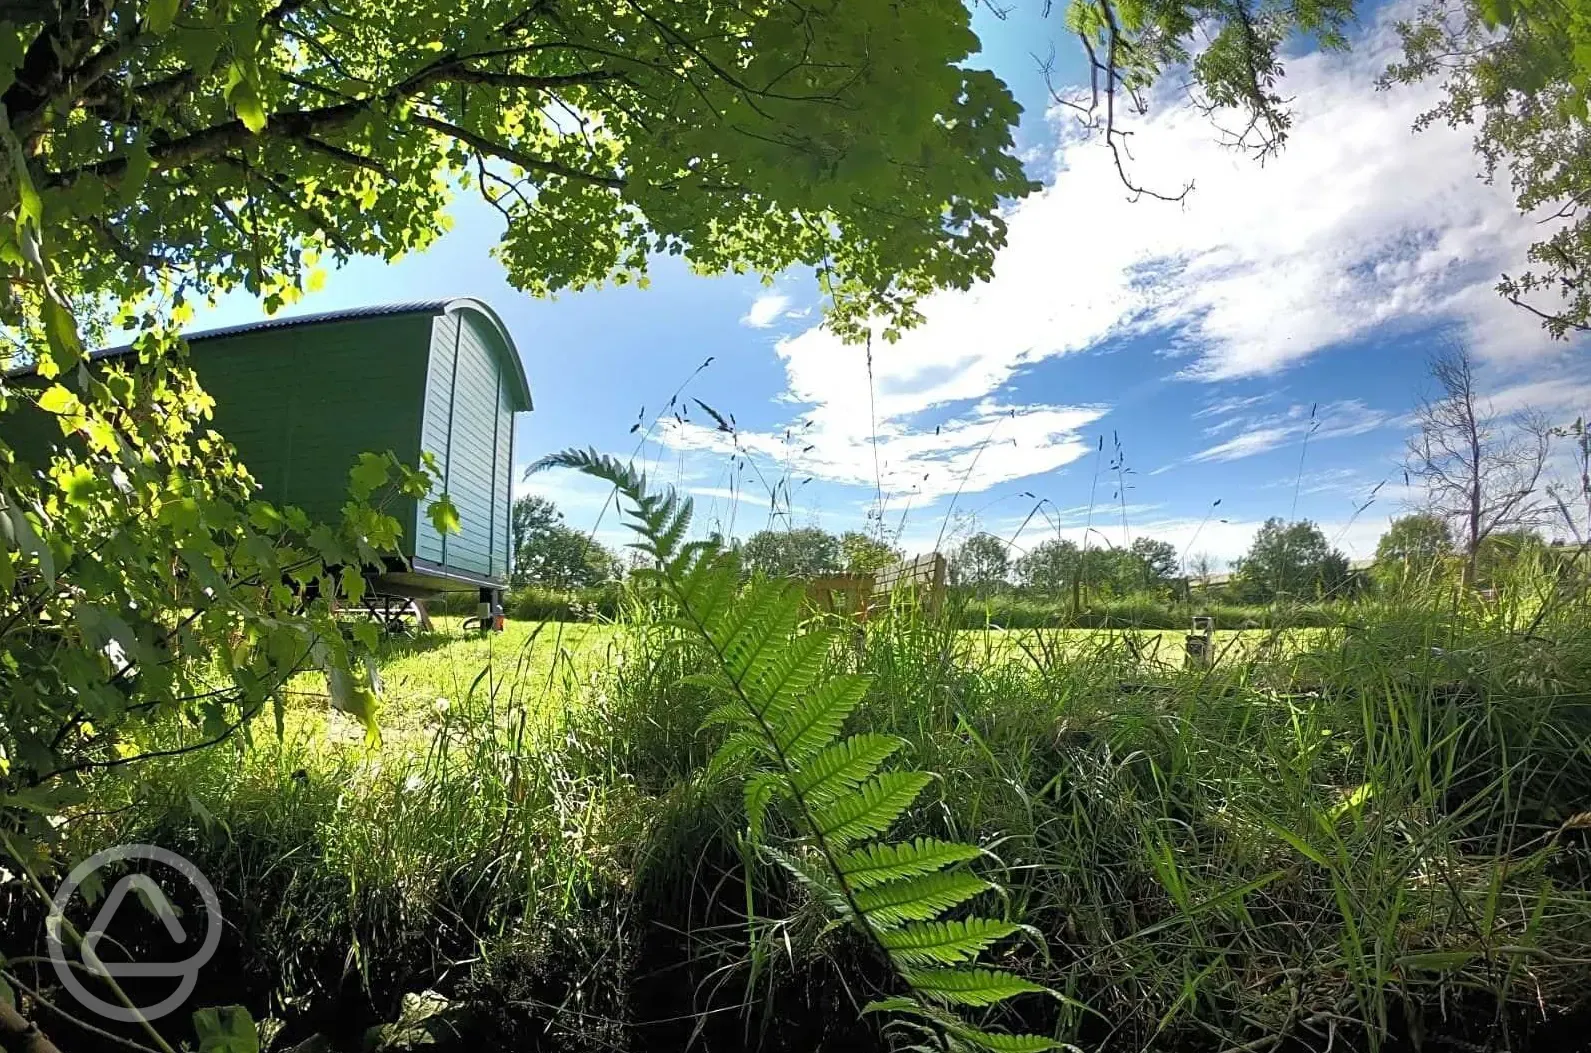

left=10, top=299, right=532, bottom=411
left=84, top=299, right=452, bottom=363
left=176, top=300, right=451, bottom=347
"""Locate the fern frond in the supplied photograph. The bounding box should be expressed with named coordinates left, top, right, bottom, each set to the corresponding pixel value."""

left=769, top=674, right=870, bottom=763
left=543, top=448, right=1064, bottom=1053
left=865, top=999, right=1067, bottom=1053
left=711, top=579, right=804, bottom=681
left=765, top=846, right=850, bottom=914
left=878, top=919, right=1022, bottom=966
left=791, top=734, right=903, bottom=807
left=904, top=967, right=1047, bottom=1007
left=652, top=491, right=693, bottom=562
left=740, top=631, right=836, bottom=722
left=529, top=447, right=646, bottom=499
left=836, top=838, right=983, bottom=890
left=675, top=545, right=738, bottom=621
left=945, top=1029, right=1066, bottom=1053
left=815, top=771, right=933, bottom=847
left=853, top=871, right=990, bottom=927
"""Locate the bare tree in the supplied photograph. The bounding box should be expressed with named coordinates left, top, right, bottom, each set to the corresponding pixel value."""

left=1406, top=342, right=1551, bottom=582
left=1547, top=416, right=1591, bottom=544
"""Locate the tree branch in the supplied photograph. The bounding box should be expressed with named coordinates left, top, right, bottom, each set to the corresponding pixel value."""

left=436, top=65, right=627, bottom=93
left=0, top=992, right=64, bottom=1053
left=295, top=134, right=393, bottom=179
left=410, top=113, right=625, bottom=189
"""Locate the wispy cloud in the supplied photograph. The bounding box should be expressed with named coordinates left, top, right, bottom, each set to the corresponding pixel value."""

left=688, top=485, right=771, bottom=509
left=1486, top=371, right=1591, bottom=417
left=1192, top=393, right=1276, bottom=419
left=661, top=399, right=1108, bottom=500
left=1189, top=400, right=1398, bottom=463
left=741, top=292, right=792, bottom=329
left=1261, top=467, right=1368, bottom=495
left=1192, top=427, right=1295, bottom=463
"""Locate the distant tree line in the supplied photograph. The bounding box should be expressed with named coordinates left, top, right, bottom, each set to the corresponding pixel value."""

left=512, top=374, right=1587, bottom=607
left=510, top=495, right=620, bottom=589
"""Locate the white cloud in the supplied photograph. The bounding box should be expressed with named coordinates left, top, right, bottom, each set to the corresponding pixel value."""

left=1487, top=372, right=1591, bottom=417
left=1189, top=399, right=1398, bottom=463
left=662, top=3, right=1579, bottom=504
left=1193, top=426, right=1294, bottom=463
left=660, top=399, right=1107, bottom=500
left=689, top=485, right=771, bottom=509
left=1193, top=393, right=1276, bottom=419
left=741, top=292, right=792, bottom=329
left=1262, top=467, right=1365, bottom=495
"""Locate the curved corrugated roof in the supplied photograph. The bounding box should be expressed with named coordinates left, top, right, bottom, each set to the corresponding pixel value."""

left=18, top=298, right=533, bottom=410
left=177, top=300, right=452, bottom=345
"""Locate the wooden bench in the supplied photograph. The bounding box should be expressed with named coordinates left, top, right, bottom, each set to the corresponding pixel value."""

left=804, top=553, right=947, bottom=621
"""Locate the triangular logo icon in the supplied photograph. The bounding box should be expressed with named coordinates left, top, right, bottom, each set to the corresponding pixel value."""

left=80, top=874, right=187, bottom=975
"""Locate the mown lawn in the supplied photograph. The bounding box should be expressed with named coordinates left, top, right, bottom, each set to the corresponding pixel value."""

left=348, top=619, right=1315, bottom=740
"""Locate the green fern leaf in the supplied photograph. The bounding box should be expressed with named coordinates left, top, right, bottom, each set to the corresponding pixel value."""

left=865, top=999, right=1066, bottom=1053
left=764, top=846, right=849, bottom=914
left=704, top=729, right=765, bottom=780
left=854, top=871, right=990, bottom=927
left=946, top=1029, right=1066, bottom=1053
left=771, top=675, right=870, bottom=762
left=712, top=580, right=801, bottom=673
left=742, top=631, right=836, bottom=721
left=878, top=918, right=1021, bottom=966
left=903, top=967, right=1046, bottom=1007
left=836, top=839, right=983, bottom=890
left=815, top=771, right=933, bottom=847
left=792, top=734, right=903, bottom=807
left=676, top=548, right=738, bottom=623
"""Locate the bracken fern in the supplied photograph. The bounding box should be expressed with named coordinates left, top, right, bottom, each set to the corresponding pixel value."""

left=534, top=448, right=1061, bottom=1052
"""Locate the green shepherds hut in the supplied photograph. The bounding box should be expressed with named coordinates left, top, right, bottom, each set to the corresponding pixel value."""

left=9, top=298, right=531, bottom=605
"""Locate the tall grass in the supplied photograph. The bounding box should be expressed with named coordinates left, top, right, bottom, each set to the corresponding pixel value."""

left=22, top=558, right=1591, bottom=1051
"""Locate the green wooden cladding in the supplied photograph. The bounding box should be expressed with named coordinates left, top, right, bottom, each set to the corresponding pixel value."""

left=8, top=299, right=531, bottom=592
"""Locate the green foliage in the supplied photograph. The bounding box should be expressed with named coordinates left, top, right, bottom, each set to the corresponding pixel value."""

left=1013, top=536, right=1179, bottom=599
left=1233, top=517, right=1350, bottom=603
left=0, top=0, right=1033, bottom=341
left=192, top=1005, right=260, bottom=1053
left=30, top=553, right=1591, bottom=1051
left=1129, top=536, right=1178, bottom=583
left=956, top=592, right=1337, bottom=629
left=952, top=533, right=1011, bottom=591
left=509, top=494, right=617, bottom=588
left=1475, top=527, right=1549, bottom=587
left=842, top=530, right=902, bottom=574
left=1057, top=0, right=1355, bottom=166
left=1014, top=538, right=1079, bottom=592
left=1373, top=513, right=1455, bottom=592
left=539, top=447, right=1055, bottom=1052
left=1384, top=0, right=1591, bottom=334
left=740, top=526, right=842, bottom=579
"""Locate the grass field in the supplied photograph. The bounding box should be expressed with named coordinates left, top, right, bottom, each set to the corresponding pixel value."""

left=23, top=576, right=1591, bottom=1053
left=356, top=620, right=1293, bottom=741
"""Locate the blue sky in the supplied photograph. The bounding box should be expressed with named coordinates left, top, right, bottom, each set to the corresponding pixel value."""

left=195, top=1, right=1591, bottom=568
